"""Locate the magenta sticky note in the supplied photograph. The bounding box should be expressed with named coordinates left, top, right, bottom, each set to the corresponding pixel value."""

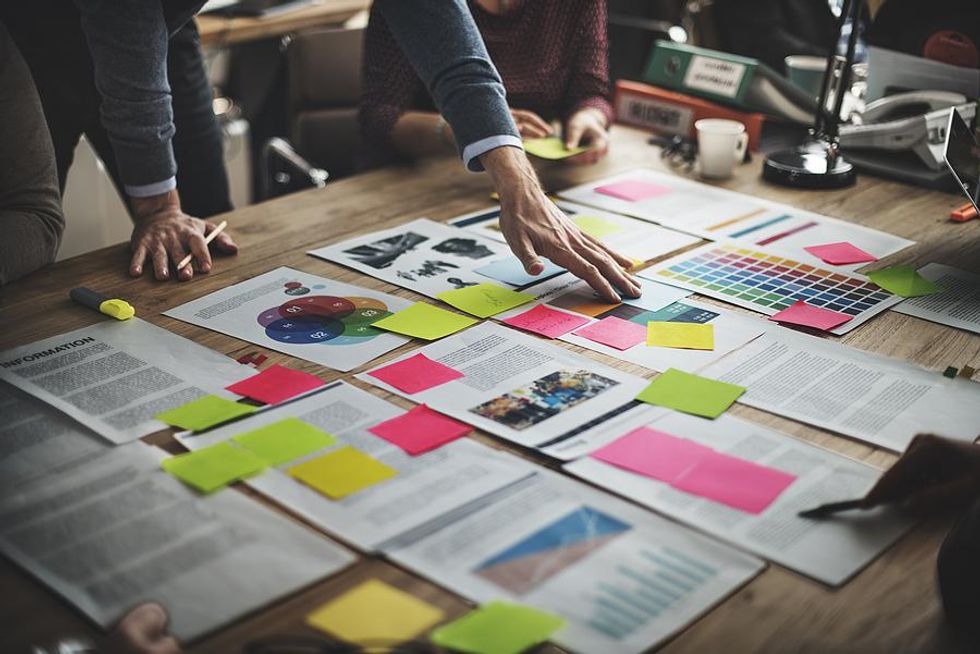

left=803, top=242, right=877, bottom=265
left=226, top=364, right=325, bottom=405
left=368, top=404, right=472, bottom=455
left=573, top=316, right=646, bottom=350
left=770, top=300, right=852, bottom=331
left=594, top=180, right=670, bottom=202
left=502, top=304, right=590, bottom=339
left=367, top=354, right=464, bottom=395
left=591, top=427, right=714, bottom=483
left=672, top=453, right=796, bottom=514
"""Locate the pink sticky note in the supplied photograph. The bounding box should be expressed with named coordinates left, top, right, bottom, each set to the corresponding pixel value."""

left=226, top=364, right=325, bottom=405
left=770, top=300, right=852, bottom=331
left=502, top=304, right=590, bottom=339
left=804, top=242, right=878, bottom=265
left=368, top=404, right=472, bottom=455
left=573, top=316, right=646, bottom=350
left=367, top=354, right=464, bottom=394
left=672, top=453, right=796, bottom=514
left=591, top=427, right=714, bottom=483
left=595, top=180, right=670, bottom=202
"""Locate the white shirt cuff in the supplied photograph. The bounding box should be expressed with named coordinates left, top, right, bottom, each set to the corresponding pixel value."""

left=125, top=177, right=177, bottom=198
left=462, top=135, right=524, bottom=172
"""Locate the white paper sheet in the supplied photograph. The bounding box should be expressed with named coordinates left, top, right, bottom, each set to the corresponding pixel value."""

left=448, top=200, right=702, bottom=264
left=357, top=322, right=652, bottom=460
left=566, top=413, right=914, bottom=585
left=383, top=468, right=764, bottom=654
left=177, top=381, right=532, bottom=551
left=0, top=441, right=354, bottom=640
left=701, top=329, right=980, bottom=451
left=0, top=319, right=252, bottom=444
left=163, top=266, right=412, bottom=372
left=558, top=169, right=914, bottom=264
left=308, top=217, right=565, bottom=297
left=891, top=263, right=980, bottom=335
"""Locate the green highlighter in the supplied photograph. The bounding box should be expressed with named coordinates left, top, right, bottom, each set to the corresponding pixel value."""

left=70, top=287, right=135, bottom=320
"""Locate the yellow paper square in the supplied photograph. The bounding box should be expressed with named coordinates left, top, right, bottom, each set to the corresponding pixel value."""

left=572, top=215, right=625, bottom=240
left=523, top=136, right=589, bottom=160
left=436, top=283, right=534, bottom=318
left=371, top=303, right=478, bottom=340
left=288, top=446, right=397, bottom=499
left=306, top=579, right=445, bottom=644
left=646, top=321, right=714, bottom=350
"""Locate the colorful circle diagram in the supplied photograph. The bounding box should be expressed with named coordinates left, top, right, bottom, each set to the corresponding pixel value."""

left=258, top=288, right=392, bottom=345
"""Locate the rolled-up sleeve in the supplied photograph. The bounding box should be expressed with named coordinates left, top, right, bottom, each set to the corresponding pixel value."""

left=374, top=0, right=522, bottom=171
left=74, top=0, right=177, bottom=196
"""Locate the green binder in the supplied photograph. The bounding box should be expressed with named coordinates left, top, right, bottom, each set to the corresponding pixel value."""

left=642, top=41, right=816, bottom=123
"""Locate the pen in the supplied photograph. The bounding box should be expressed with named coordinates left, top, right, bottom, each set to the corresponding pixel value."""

left=69, top=287, right=135, bottom=321
left=797, top=498, right=867, bottom=519
left=176, top=220, right=228, bottom=271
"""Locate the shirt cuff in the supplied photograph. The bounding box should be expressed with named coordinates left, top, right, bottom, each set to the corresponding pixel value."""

left=462, top=135, right=524, bottom=172
left=125, top=177, right=177, bottom=198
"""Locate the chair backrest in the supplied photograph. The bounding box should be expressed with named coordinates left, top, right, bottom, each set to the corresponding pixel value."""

left=287, top=26, right=365, bottom=179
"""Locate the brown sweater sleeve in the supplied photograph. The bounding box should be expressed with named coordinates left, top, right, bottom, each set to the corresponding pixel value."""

left=562, top=0, right=614, bottom=125
left=0, top=20, right=64, bottom=286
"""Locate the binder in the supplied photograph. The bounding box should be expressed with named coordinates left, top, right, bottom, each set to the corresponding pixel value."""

left=642, top=40, right=817, bottom=124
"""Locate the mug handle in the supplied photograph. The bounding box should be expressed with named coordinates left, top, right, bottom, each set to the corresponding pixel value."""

left=734, top=132, right=749, bottom=163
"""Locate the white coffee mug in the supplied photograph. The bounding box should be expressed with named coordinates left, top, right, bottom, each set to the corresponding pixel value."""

left=695, top=118, right=748, bottom=180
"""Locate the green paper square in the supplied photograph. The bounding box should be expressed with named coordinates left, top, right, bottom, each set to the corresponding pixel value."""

left=161, top=441, right=266, bottom=493
left=866, top=265, right=942, bottom=298
left=232, top=417, right=337, bottom=466
left=523, top=136, right=589, bottom=160
left=636, top=368, right=745, bottom=418
left=371, top=302, right=478, bottom=340
left=155, top=395, right=256, bottom=432
left=430, top=601, right=564, bottom=654
left=436, top=283, right=534, bottom=318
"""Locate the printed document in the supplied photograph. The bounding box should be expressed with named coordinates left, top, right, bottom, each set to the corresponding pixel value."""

left=566, top=412, right=914, bottom=585
left=891, top=263, right=980, bottom=335
left=164, top=267, right=412, bottom=372
left=0, top=319, right=252, bottom=444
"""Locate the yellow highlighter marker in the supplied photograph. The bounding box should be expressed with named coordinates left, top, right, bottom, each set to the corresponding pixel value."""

left=70, top=287, right=135, bottom=320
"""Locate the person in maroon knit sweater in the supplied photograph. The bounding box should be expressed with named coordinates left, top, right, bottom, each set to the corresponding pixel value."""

left=360, top=0, right=613, bottom=169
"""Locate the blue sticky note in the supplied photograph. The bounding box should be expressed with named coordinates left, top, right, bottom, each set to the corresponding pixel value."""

left=474, top=257, right=565, bottom=287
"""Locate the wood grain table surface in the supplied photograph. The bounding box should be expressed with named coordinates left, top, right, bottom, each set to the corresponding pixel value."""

left=1, top=126, right=977, bottom=654
left=195, top=0, right=370, bottom=47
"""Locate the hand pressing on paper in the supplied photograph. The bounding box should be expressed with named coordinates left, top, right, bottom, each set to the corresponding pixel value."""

left=129, top=190, right=237, bottom=282
left=510, top=108, right=553, bottom=140
left=105, top=603, right=181, bottom=654
left=480, top=146, right=640, bottom=303
left=863, top=434, right=980, bottom=514
left=564, top=107, right=610, bottom=166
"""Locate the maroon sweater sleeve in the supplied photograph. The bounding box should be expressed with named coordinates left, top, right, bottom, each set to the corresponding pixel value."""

left=562, top=0, right=614, bottom=125
left=358, top=5, right=427, bottom=167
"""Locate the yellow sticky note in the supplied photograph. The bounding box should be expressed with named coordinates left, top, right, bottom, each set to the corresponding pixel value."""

left=437, top=283, right=534, bottom=318
left=572, top=214, right=625, bottom=240
left=306, top=579, right=445, bottom=644
left=161, top=441, right=266, bottom=493
left=646, top=321, right=715, bottom=350
left=372, top=302, right=478, bottom=340
left=156, top=395, right=256, bottom=432
left=523, top=136, right=589, bottom=160
left=288, top=446, right=397, bottom=499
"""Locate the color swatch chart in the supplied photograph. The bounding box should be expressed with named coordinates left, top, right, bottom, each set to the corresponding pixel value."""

left=643, top=243, right=901, bottom=334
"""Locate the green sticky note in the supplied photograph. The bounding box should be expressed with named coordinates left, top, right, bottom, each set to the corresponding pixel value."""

left=371, top=302, right=478, bottom=340
left=156, top=395, right=256, bottom=432
left=523, top=136, right=589, bottom=160
left=636, top=368, right=745, bottom=419
left=572, top=214, right=625, bottom=239
left=437, top=283, right=534, bottom=318
left=232, top=417, right=337, bottom=466
left=866, top=265, right=942, bottom=297
left=161, top=441, right=266, bottom=493
left=430, top=601, right=564, bottom=654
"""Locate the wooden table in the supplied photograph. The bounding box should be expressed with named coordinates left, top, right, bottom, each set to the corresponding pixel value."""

left=1, top=126, right=977, bottom=653
left=195, top=0, right=370, bottom=47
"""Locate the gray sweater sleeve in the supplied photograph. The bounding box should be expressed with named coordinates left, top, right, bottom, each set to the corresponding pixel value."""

left=0, top=22, right=65, bottom=286
left=374, top=0, right=522, bottom=171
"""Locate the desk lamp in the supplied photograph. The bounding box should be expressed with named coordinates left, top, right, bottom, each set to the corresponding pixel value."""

left=763, top=0, right=864, bottom=188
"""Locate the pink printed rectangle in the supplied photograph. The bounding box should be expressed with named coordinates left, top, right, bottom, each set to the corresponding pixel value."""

left=595, top=180, right=670, bottom=202
left=573, top=316, right=646, bottom=350
left=770, top=300, right=852, bottom=331
left=591, top=427, right=713, bottom=483
left=672, top=453, right=796, bottom=514
left=502, top=304, right=590, bottom=339
left=804, top=242, right=877, bottom=265
left=367, top=353, right=463, bottom=395
left=368, top=405, right=472, bottom=455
